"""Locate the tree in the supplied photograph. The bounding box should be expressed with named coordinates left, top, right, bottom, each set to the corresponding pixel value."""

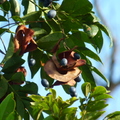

left=0, top=0, right=120, bottom=120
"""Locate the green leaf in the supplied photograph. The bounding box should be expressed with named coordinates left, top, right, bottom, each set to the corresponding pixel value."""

left=78, top=47, right=102, bottom=63
left=0, top=92, right=15, bottom=119
left=2, top=54, right=25, bottom=73
left=44, top=14, right=61, bottom=32
left=80, top=65, right=96, bottom=88
left=62, top=85, right=70, bottom=94
left=61, top=107, right=77, bottom=119
left=1, top=1, right=10, bottom=12
left=11, top=72, right=25, bottom=83
left=9, top=0, right=21, bottom=16
left=22, top=0, right=36, bottom=15
left=72, top=31, right=89, bottom=45
left=0, top=15, right=7, bottom=21
left=0, top=76, right=8, bottom=99
left=22, top=11, right=41, bottom=22
left=49, top=89, right=56, bottom=99
left=64, top=32, right=86, bottom=49
left=91, top=29, right=103, bottom=53
left=22, top=98, right=33, bottom=118
left=86, top=100, right=108, bottom=111
left=12, top=16, right=23, bottom=23
left=91, top=66, right=110, bottom=87
left=15, top=96, right=25, bottom=118
left=6, top=111, right=17, bottom=120
left=0, top=28, right=8, bottom=35
left=97, top=23, right=113, bottom=47
left=60, top=0, right=92, bottom=15
left=104, top=111, right=120, bottom=120
left=81, top=111, right=105, bottom=120
left=94, top=94, right=112, bottom=101
left=24, top=110, right=30, bottom=120
left=90, top=86, right=109, bottom=98
left=83, top=24, right=99, bottom=38
left=37, top=32, right=64, bottom=51
left=52, top=103, right=59, bottom=115
left=20, top=82, right=38, bottom=94
left=81, top=82, right=91, bottom=97
left=2, top=34, right=14, bottom=64
left=32, top=28, right=47, bottom=36
left=29, top=94, right=43, bottom=103
left=28, top=49, right=43, bottom=78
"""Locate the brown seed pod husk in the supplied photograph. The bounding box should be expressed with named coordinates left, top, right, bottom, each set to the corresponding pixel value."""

left=44, top=59, right=81, bottom=82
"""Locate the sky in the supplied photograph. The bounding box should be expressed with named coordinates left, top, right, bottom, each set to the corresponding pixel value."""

left=0, top=0, right=120, bottom=119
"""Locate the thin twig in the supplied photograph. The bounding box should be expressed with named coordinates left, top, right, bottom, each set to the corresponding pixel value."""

left=0, top=37, right=7, bottom=53
left=0, top=49, right=6, bottom=55
left=0, top=22, right=17, bottom=29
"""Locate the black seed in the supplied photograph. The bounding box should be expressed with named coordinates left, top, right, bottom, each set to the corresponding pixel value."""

left=69, top=86, right=76, bottom=93
left=41, top=79, right=49, bottom=87
left=60, top=58, right=68, bottom=66
left=29, top=58, right=36, bottom=66
left=70, top=92, right=77, bottom=97
left=47, top=10, right=56, bottom=18
left=74, top=53, right=80, bottom=60
left=74, top=76, right=81, bottom=82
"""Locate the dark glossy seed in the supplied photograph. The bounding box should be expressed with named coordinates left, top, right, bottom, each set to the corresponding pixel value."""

left=70, top=92, right=77, bottom=97
left=60, top=58, right=68, bottom=66
left=29, top=58, right=36, bottom=66
left=41, top=79, right=49, bottom=87
left=74, top=53, right=80, bottom=60
left=69, top=86, right=76, bottom=93
left=74, top=76, right=81, bottom=82
left=47, top=10, right=56, bottom=18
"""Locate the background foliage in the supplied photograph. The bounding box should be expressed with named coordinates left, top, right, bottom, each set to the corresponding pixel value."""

left=0, top=0, right=119, bottom=120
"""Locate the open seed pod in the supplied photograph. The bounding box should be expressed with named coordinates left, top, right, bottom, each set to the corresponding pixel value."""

left=44, top=51, right=86, bottom=86
left=14, top=25, right=37, bottom=55
left=44, top=59, right=81, bottom=83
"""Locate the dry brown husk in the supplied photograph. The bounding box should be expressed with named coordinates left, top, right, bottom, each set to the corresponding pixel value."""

left=14, top=25, right=37, bottom=55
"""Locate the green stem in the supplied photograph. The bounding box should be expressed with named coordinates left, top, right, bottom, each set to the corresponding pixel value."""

left=29, top=0, right=44, bottom=10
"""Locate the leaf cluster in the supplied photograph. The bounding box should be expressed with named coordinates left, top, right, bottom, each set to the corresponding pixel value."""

left=0, top=0, right=118, bottom=120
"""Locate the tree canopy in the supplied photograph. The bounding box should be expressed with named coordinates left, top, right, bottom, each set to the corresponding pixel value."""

left=0, top=0, right=119, bottom=120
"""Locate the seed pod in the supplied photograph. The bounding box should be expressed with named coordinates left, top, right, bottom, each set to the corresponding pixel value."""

left=9, top=0, right=21, bottom=16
